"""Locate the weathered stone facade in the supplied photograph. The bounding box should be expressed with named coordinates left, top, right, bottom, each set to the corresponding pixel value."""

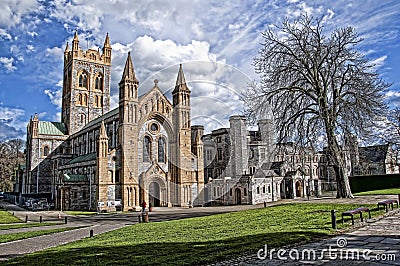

left=24, top=33, right=204, bottom=211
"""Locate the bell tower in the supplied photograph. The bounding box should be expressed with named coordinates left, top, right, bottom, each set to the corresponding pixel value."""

left=171, top=64, right=193, bottom=206
left=61, top=32, right=112, bottom=135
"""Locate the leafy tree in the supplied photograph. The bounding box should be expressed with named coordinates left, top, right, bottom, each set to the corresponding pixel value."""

left=243, top=16, right=389, bottom=198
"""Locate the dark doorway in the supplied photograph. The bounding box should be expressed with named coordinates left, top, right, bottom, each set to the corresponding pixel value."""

left=295, top=180, right=303, bottom=197
left=235, top=188, right=242, bottom=205
left=149, top=182, right=161, bottom=207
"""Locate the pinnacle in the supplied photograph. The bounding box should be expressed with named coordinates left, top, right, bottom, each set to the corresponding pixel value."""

left=120, top=52, right=137, bottom=83
left=103, top=33, right=111, bottom=48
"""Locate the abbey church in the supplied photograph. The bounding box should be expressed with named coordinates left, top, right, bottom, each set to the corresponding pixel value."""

left=24, top=33, right=205, bottom=211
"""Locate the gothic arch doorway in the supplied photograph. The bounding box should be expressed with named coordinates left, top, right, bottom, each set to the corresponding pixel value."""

left=295, top=180, right=303, bottom=198
left=149, top=181, right=161, bottom=207
left=235, top=188, right=242, bottom=205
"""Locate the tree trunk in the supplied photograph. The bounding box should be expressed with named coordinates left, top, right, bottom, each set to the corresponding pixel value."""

left=326, top=128, right=354, bottom=198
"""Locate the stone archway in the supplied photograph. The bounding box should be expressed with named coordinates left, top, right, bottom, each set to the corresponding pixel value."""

left=149, top=181, right=161, bottom=207
left=235, top=188, right=242, bottom=205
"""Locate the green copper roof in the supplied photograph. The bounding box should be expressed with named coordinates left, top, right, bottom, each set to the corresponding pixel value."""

left=82, top=107, right=119, bottom=130
left=63, top=174, right=88, bottom=182
left=38, top=121, right=67, bottom=135
left=67, top=153, right=97, bottom=164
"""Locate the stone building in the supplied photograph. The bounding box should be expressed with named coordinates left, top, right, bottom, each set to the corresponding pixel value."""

left=24, top=33, right=204, bottom=211
left=203, top=115, right=323, bottom=205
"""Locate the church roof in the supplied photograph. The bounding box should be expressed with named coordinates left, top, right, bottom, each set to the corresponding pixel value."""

left=82, top=107, right=119, bottom=130
left=38, top=121, right=67, bottom=135
left=67, top=153, right=97, bottom=164
left=63, top=174, right=88, bottom=182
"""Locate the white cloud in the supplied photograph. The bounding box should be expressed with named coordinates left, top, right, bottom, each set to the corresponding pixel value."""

left=0, top=57, right=16, bottom=72
left=0, top=0, right=39, bottom=28
left=370, top=55, right=387, bottom=69
left=0, top=29, right=12, bottom=40
left=44, top=89, right=62, bottom=109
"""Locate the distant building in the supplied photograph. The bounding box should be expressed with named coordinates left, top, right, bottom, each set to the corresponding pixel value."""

left=203, top=116, right=322, bottom=205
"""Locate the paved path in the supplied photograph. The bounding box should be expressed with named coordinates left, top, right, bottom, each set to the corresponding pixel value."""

left=1, top=195, right=399, bottom=264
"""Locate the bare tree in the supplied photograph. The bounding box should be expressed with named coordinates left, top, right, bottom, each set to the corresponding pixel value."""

left=243, top=16, right=389, bottom=198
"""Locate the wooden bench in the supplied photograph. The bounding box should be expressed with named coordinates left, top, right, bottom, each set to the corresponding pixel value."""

left=377, top=199, right=399, bottom=212
left=342, top=207, right=371, bottom=225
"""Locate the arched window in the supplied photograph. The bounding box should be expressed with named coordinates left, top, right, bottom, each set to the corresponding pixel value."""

left=95, top=75, right=103, bottom=91
left=43, top=146, right=50, bottom=157
left=83, top=94, right=88, bottom=106
left=158, top=137, right=166, bottom=163
left=77, top=93, right=82, bottom=105
left=143, top=136, right=152, bottom=162
left=78, top=72, right=88, bottom=89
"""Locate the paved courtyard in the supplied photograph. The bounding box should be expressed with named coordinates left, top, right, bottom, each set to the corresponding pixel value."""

left=0, top=195, right=399, bottom=264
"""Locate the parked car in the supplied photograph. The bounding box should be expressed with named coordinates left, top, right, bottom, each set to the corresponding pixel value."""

left=115, top=199, right=122, bottom=211
left=0, top=192, right=4, bottom=199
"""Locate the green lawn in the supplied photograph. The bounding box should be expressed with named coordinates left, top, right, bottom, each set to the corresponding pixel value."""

left=354, top=188, right=400, bottom=196
left=0, top=209, right=22, bottom=224
left=0, top=227, right=84, bottom=244
left=4, top=203, right=382, bottom=266
left=0, top=222, right=62, bottom=230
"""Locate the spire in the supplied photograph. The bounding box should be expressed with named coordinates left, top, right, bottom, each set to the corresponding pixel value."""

left=65, top=42, right=69, bottom=52
left=173, top=64, right=190, bottom=93
left=73, top=31, right=79, bottom=42
left=120, top=52, right=137, bottom=83
left=176, top=64, right=186, bottom=86
left=103, top=33, right=111, bottom=48
left=72, top=31, right=79, bottom=51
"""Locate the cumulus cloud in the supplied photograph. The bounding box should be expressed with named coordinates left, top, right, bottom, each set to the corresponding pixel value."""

left=0, top=0, right=39, bottom=28
left=44, top=88, right=62, bottom=109
left=0, top=57, right=16, bottom=72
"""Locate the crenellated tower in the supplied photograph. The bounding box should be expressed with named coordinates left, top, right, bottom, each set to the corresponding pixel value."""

left=118, top=52, right=140, bottom=211
left=171, top=64, right=193, bottom=206
left=61, top=32, right=112, bottom=135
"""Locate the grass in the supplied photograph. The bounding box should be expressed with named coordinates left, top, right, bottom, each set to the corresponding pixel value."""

left=0, top=209, right=22, bottom=224
left=0, top=227, right=84, bottom=244
left=4, top=203, right=383, bottom=266
left=0, top=222, right=62, bottom=230
left=354, top=188, right=400, bottom=196
left=64, top=211, right=98, bottom=216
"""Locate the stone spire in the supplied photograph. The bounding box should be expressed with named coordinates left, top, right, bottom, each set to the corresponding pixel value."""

left=99, top=120, right=108, bottom=138
left=173, top=64, right=190, bottom=93
left=120, top=52, right=138, bottom=83
left=103, top=33, right=111, bottom=48
left=72, top=31, right=79, bottom=52
left=65, top=42, right=69, bottom=52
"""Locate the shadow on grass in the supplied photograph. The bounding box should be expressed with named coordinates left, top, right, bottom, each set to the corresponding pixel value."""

left=3, top=231, right=327, bottom=266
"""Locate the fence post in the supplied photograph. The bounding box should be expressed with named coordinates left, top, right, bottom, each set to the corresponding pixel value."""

left=25, top=215, right=28, bottom=223
left=64, top=216, right=67, bottom=224
left=331, top=210, right=337, bottom=229
left=90, top=229, right=93, bottom=237
left=40, top=216, right=42, bottom=223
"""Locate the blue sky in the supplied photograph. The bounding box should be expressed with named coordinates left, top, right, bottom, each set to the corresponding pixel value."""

left=0, top=0, right=399, bottom=141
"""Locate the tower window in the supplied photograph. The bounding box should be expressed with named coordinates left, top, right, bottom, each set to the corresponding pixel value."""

left=78, top=72, right=88, bottom=89
left=83, top=94, right=88, bottom=106
left=95, top=75, right=103, bottom=91
left=77, top=93, right=83, bottom=105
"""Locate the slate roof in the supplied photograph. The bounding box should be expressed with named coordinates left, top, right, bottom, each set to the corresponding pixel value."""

left=38, top=121, right=67, bottom=135
left=359, top=144, right=389, bottom=163
left=82, top=107, right=119, bottom=130
left=63, top=174, right=88, bottom=182
left=67, top=153, right=97, bottom=164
